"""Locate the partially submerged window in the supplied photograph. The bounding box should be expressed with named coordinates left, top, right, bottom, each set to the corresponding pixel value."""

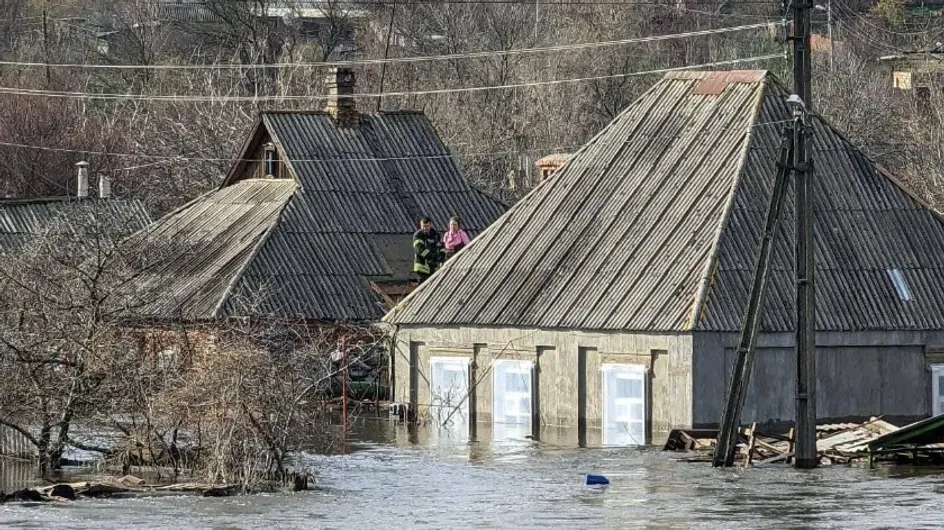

left=932, top=365, right=944, bottom=417
left=602, top=364, right=646, bottom=446
left=887, top=268, right=914, bottom=302
left=429, top=357, right=470, bottom=430
left=492, top=359, right=533, bottom=441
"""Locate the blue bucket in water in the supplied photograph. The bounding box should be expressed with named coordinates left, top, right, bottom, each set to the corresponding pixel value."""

left=585, top=474, right=609, bottom=486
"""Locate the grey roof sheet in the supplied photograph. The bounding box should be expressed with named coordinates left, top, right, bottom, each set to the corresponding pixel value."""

left=387, top=70, right=944, bottom=332
left=132, top=111, right=505, bottom=322
left=131, top=179, right=297, bottom=320
left=0, top=197, right=151, bottom=252
left=698, top=80, right=944, bottom=332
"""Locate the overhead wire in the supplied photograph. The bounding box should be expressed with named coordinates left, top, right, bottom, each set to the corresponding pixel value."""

left=0, top=22, right=775, bottom=70
left=0, top=53, right=784, bottom=101
left=832, top=0, right=934, bottom=37
left=0, top=119, right=795, bottom=165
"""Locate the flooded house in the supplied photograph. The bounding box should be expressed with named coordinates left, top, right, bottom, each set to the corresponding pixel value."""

left=124, top=68, right=505, bottom=340
left=384, top=69, right=944, bottom=446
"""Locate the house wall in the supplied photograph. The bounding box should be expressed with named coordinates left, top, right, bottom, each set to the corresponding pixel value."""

left=692, top=330, right=944, bottom=428
left=391, top=325, right=694, bottom=440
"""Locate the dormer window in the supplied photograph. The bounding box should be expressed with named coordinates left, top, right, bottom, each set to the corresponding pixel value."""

left=264, top=142, right=278, bottom=178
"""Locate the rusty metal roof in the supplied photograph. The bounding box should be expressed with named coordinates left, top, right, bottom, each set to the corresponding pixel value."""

left=0, top=196, right=151, bottom=251
left=387, top=70, right=944, bottom=332
left=131, top=111, right=505, bottom=322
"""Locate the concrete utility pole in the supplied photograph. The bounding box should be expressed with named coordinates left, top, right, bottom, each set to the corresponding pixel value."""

left=815, top=0, right=834, bottom=71
left=712, top=124, right=796, bottom=467
left=792, top=0, right=818, bottom=470
left=827, top=0, right=834, bottom=71
left=713, top=1, right=818, bottom=468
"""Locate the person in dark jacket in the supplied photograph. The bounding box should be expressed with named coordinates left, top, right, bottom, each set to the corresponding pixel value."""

left=413, top=216, right=443, bottom=283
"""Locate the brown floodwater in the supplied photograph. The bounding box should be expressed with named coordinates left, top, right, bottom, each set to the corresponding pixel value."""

left=2, top=418, right=944, bottom=529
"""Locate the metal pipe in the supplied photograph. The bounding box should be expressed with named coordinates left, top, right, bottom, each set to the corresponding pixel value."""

left=342, top=335, right=348, bottom=436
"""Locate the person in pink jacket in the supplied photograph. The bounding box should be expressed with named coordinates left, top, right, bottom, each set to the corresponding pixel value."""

left=442, top=216, right=471, bottom=260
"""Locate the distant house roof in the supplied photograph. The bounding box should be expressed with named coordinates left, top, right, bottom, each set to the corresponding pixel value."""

left=130, top=110, right=506, bottom=322
left=386, top=70, right=944, bottom=333
left=156, top=0, right=368, bottom=24
left=534, top=153, right=573, bottom=168
left=0, top=196, right=151, bottom=252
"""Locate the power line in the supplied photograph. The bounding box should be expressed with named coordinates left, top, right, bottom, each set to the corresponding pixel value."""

left=0, top=23, right=775, bottom=70
left=832, top=0, right=934, bottom=37
left=0, top=53, right=784, bottom=101
left=0, top=141, right=583, bottom=163
left=0, top=119, right=793, bottom=164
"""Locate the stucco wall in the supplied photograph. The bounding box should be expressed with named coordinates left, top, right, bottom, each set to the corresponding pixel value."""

left=391, top=325, right=694, bottom=440
left=692, top=331, right=944, bottom=427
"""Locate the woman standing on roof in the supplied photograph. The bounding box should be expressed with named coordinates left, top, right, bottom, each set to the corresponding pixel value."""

left=442, top=216, right=471, bottom=260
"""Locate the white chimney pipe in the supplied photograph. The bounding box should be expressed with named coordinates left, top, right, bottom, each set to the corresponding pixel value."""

left=76, top=161, right=90, bottom=198
left=99, top=174, right=112, bottom=199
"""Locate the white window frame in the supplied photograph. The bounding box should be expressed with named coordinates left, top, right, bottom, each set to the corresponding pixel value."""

left=932, top=364, right=944, bottom=417
left=602, top=364, right=647, bottom=446
left=429, top=357, right=471, bottom=426
left=492, top=359, right=534, bottom=436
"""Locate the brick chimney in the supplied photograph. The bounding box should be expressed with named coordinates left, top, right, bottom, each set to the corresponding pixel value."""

left=534, top=153, right=572, bottom=184
left=76, top=161, right=90, bottom=198
left=325, top=67, right=358, bottom=128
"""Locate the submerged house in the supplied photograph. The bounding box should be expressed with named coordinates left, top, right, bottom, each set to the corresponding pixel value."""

left=127, top=68, right=504, bottom=326
left=384, top=69, right=944, bottom=445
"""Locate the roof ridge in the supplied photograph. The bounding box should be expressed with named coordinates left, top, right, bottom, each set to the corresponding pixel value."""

left=211, top=183, right=298, bottom=318
left=687, top=74, right=773, bottom=330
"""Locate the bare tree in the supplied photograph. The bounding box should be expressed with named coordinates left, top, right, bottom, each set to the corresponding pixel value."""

left=0, top=205, right=159, bottom=473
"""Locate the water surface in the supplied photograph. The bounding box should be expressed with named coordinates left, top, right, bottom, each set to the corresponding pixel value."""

left=2, top=420, right=943, bottom=529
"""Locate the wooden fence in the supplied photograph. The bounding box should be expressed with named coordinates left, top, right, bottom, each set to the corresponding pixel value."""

left=0, top=425, right=35, bottom=459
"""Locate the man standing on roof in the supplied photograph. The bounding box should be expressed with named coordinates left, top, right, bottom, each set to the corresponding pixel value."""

left=413, top=216, right=443, bottom=283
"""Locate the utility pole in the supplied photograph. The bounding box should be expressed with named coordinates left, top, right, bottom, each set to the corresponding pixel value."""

left=792, top=0, right=818, bottom=470
left=714, top=1, right=818, bottom=468
left=816, top=0, right=834, bottom=71
left=42, top=3, right=50, bottom=86
left=713, top=123, right=796, bottom=467
left=376, top=0, right=398, bottom=112
left=827, top=0, right=834, bottom=71
left=534, top=0, right=540, bottom=41
left=341, top=336, right=349, bottom=436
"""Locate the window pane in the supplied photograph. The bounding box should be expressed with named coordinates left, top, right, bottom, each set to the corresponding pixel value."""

left=602, top=364, right=646, bottom=446
left=492, top=360, right=533, bottom=439
left=617, top=377, right=642, bottom=398
left=430, top=359, right=469, bottom=427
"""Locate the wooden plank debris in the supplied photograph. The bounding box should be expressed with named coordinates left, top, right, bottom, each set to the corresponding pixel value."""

left=665, top=416, right=944, bottom=467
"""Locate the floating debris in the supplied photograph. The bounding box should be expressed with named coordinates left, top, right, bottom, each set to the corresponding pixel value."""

left=664, top=414, right=944, bottom=467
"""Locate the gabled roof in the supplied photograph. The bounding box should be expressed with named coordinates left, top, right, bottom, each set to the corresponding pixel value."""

left=0, top=196, right=151, bottom=252
left=131, top=111, right=506, bottom=322
left=386, top=70, right=944, bottom=332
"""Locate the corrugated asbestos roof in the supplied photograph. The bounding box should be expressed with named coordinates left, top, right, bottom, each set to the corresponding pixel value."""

left=386, top=70, right=944, bottom=332
left=131, top=179, right=297, bottom=320
left=0, top=197, right=151, bottom=252
left=132, top=111, right=505, bottom=322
